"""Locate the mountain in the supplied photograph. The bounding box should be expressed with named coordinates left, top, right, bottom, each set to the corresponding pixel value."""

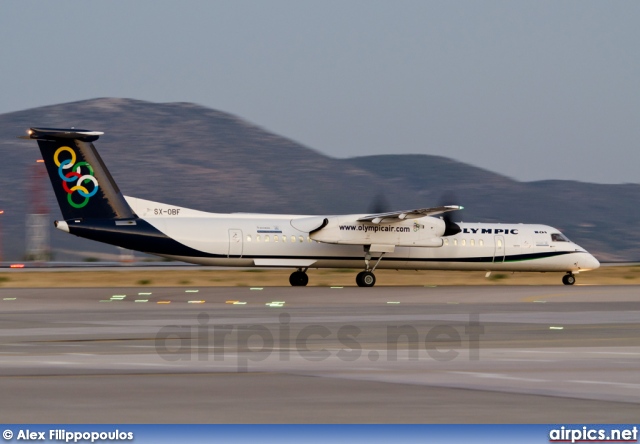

left=343, top=156, right=640, bottom=261
left=0, top=98, right=638, bottom=262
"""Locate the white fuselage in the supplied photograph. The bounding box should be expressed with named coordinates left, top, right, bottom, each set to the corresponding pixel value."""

left=124, top=197, right=600, bottom=273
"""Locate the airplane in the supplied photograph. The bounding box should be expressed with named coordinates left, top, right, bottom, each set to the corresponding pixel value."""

left=22, top=127, right=600, bottom=287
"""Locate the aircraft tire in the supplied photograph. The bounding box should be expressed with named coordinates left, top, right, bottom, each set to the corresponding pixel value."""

left=356, top=271, right=376, bottom=287
left=562, top=274, right=576, bottom=285
left=289, top=271, right=309, bottom=287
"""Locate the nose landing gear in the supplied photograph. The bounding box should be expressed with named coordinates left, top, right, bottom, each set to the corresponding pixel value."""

left=562, top=273, right=576, bottom=285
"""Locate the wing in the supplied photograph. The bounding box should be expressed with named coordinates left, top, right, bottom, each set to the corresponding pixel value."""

left=357, top=205, right=463, bottom=224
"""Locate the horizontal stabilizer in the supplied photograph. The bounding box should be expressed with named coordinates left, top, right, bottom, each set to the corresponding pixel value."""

left=22, top=127, right=104, bottom=142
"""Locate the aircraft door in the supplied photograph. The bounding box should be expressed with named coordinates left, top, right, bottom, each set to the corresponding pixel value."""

left=493, top=235, right=505, bottom=263
left=228, top=229, right=243, bottom=258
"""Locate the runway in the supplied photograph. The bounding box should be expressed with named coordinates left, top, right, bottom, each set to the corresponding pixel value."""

left=0, top=285, right=638, bottom=423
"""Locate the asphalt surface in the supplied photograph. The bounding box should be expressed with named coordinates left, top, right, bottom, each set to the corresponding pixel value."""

left=0, top=285, right=638, bottom=423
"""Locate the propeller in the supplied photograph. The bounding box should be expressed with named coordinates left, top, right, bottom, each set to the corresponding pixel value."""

left=369, top=192, right=391, bottom=214
left=440, top=192, right=462, bottom=236
left=367, top=191, right=461, bottom=236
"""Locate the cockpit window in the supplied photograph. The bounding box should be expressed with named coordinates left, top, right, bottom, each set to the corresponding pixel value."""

left=551, top=233, right=570, bottom=242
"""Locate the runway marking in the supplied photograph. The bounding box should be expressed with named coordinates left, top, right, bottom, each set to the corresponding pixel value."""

left=112, top=362, right=239, bottom=369
left=588, top=351, right=640, bottom=356
left=0, top=372, right=248, bottom=380
left=521, top=289, right=602, bottom=303
left=522, top=284, right=632, bottom=302
left=113, top=362, right=170, bottom=367
left=449, top=371, right=547, bottom=383
left=521, top=292, right=567, bottom=303
left=512, top=349, right=640, bottom=356
left=568, top=380, right=640, bottom=390
left=510, top=350, right=569, bottom=354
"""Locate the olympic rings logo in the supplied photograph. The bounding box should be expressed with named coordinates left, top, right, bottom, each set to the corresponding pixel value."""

left=54, top=146, right=100, bottom=209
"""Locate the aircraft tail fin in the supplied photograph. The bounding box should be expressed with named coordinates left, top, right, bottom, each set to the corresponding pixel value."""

left=25, top=128, right=136, bottom=221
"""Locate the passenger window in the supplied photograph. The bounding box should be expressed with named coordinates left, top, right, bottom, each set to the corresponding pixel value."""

left=470, top=239, right=475, bottom=246
left=479, top=239, right=484, bottom=246
left=256, top=235, right=261, bottom=242
left=444, top=238, right=449, bottom=245
left=497, top=239, right=503, bottom=247
left=291, top=235, right=296, bottom=243
left=282, top=235, right=287, bottom=242
left=246, top=235, right=252, bottom=242
left=265, top=235, right=270, bottom=243
left=453, top=239, right=458, bottom=246
left=274, top=235, right=279, bottom=242
left=307, top=236, right=311, bottom=243
left=299, top=236, right=304, bottom=243
left=461, top=239, right=466, bottom=246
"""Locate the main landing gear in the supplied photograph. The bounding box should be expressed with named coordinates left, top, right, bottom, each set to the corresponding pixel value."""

left=356, top=246, right=385, bottom=287
left=356, top=271, right=376, bottom=287
left=562, top=273, right=576, bottom=286
left=289, top=268, right=309, bottom=286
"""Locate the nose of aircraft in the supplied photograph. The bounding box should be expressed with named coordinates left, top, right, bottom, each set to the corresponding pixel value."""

left=580, top=253, right=600, bottom=271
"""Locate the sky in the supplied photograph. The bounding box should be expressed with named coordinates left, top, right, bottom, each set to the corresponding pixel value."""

left=1, top=1, right=638, bottom=184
